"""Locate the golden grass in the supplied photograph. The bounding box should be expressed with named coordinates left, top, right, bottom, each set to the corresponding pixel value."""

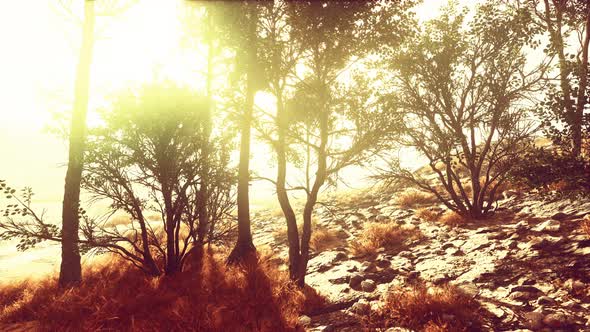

left=394, top=189, right=437, bottom=209
left=367, top=283, right=484, bottom=331
left=438, top=211, right=467, bottom=227
left=351, top=222, right=422, bottom=257
left=0, top=249, right=310, bottom=332
left=415, top=208, right=441, bottom=222
left=310, top=228, right=342, bottom=252
left=582, top=215, right=590, bottom=238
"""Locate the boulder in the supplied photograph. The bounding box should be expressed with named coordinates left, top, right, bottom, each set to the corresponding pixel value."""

left=361, top=279, right=377, bottom=292
left=297, top=315, right=312, bottom=327
left=349, top=274, right=364, bottom=290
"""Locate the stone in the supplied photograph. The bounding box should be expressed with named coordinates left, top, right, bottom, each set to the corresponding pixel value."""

left=457, top=282, right=479, bottom=297
left=542, top=313, right=568, bottom=328
left=536, top=296, right=556, bottom=306
left=509, top=291, right=536, bottom=302
left=350, top=300, right=370, bottom=315
left=551, top=212, right=569, bottom=221
left=298, top=315, right=312, bottom=327
left=334, top=252, right=348, bottom=262
left=375, top=259, right=391, bottom=269
left=564, top=279, right=585, bottom=292
left=533, top=219, right=561, bottom=232
left=523, top=312, right=545, bottom=330
left=361, top=279, right=377, bottom=292
left=376, top=214, right=389, bottom=222
left=349, top=274, right=364, bottom=290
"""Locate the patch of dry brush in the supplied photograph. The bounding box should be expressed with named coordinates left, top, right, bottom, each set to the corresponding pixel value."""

left=395, top=189, right=438, bottom=209
left=351, top=222, right=422, bottom=257
left=367, top=283, right=484, bottom=331
left=0, top=249, right=308, bottom=332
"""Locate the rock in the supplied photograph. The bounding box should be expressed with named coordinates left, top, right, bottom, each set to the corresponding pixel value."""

left=551, top=212, right=569, bottom=221
left=523, top=312, right=545, bottom=330
left=350, top=300, right=371, bottom=315
left=334, top=252, right=348, bottom=262
left=511, top=285, right=542, bottom=293
left=564, top=279, right=585, bottom=292
left=533, top=219, right=560, bottom=232
left=536, top=296, right=556, bottom=306
left=349, top=274, right=364, bottom=290
left=375, top=259, right=391, bottom=269
left=509, top=291, right=536, bottom=302
left=376, top=214, right=389, bottom=222
left=361, top=279, right=377, bottom=292
left=362, top=262, right=378, bottom=273
left=377, top=267, right=397, bottom=283
left=457, top=282, right=479, bottom=297
left=298, top=315, right=312, bottom=327
left=542, top=312, right=568, bottom=328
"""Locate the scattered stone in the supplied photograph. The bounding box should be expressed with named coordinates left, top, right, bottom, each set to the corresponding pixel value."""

left=361, top=279, right=377, bottom=292
left=551, top=212, right=569, bottom=221
left=523, top=312, right=545, bottom=330
left=542, top=312, right=568, bottom=328
left=350, top=300, right=371, bottom=315
left=564, top=279, right=585, bottom=292
left=533, top=219, right=561, bottom=232
left=298, top=315, right=312, bottom=327
left=349, top=274, right=364, bottom=290
left=537, top=296, right=556, bottom=306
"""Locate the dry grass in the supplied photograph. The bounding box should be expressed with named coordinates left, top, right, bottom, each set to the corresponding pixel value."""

left=394, top=189, right=437, bottom=209
left=310, top=228, right=342, bottom=252
left=415, top=208, right=441, bottom=222
left=367, top=283, right=484, bottom=331
left=582, top=215, right=590, bottom=238
left=351, top=222, right=422, bottom=257
left=438, top=211, right=467, bottom=227
left=0, top=249, right=310, bottom=332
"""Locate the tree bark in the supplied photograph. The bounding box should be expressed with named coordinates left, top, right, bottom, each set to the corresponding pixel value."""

left=59, top=0, right=95, bottom=287
left=228, top=5, right=257, bottom=264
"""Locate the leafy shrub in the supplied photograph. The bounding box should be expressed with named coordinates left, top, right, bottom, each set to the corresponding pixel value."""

left=509, top=147, right=590, bottom=190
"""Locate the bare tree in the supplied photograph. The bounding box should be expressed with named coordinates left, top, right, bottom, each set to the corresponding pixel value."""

left=379, top=3, right=549, bottom=218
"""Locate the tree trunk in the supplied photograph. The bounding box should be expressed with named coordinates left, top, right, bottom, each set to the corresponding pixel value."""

left=196, top=10, right=215, bottom=243
left=295, top=90, right=329, bottom=288
left=275, top=93, right=300, bottom=280
left=228, top=5, right=257, bottom=264
left=59, top=0, right=95, bottom=287
left=574, top=7, right=590, bottom=157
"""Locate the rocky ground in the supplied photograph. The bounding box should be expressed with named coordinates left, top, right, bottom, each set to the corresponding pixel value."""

left=252, top=188, right=590, bottom=331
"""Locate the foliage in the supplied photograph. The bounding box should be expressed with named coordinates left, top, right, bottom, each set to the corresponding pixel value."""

left=508, top=146, right=590, bottom=190
left=379, top=2, right=548, bottom=218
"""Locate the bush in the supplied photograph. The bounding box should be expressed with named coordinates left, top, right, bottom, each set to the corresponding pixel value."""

left=367, top=284, right=484, bottom=331
left=310, top=228, right=342, bottom=252
left=351, top=222, right=421, bottom=257
left=394, top=189, right=437, bottom=209
left=415, top=208, right=441, bottom=222
left=438, top=211, right=467, bottom=227
left=509, top=147, right=590, bottom=191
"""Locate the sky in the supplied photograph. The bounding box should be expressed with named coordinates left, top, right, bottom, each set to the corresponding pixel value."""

left=0, top=0, right=479, bottom=207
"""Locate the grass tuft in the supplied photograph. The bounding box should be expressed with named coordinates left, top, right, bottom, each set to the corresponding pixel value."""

left=367, top=283, right=484, bottom=331
left=351, top=222, right=422, bottom=257
left=395, top=189, right=437, bottom=209
left=415, top=208, right=441, bottom=222
left=438, top=211, right=467, bottom=227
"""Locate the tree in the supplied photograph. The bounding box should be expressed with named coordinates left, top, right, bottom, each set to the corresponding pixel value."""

left=380, top=3, right=549, bottom=219
left=255, top=0, right=413, bottom=286
left=514, top=0, right=590, bottom=156
left=226, top=1, right=264, bottom=264
left=1, top=84, right=236, bottom=276
left=60, top=0, right=95, bottom=287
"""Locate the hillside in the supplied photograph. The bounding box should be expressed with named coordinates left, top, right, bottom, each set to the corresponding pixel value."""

left=252, top=187, right=590, bottom=331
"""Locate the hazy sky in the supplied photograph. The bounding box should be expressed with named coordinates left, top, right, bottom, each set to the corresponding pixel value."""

left=0, top=0, right=478, bottom=205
